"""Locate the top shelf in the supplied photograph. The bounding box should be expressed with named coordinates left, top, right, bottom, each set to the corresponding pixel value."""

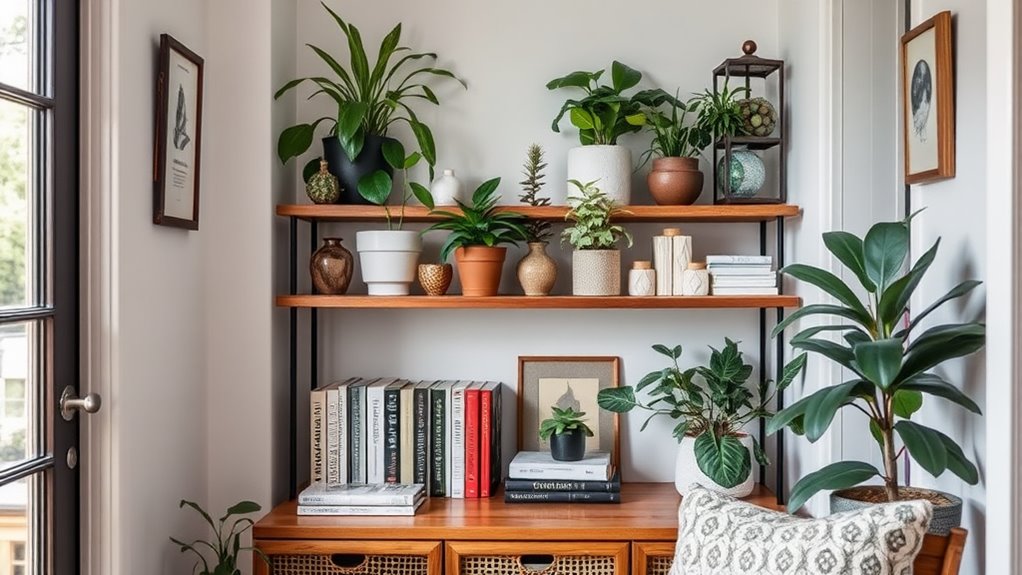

left=276, top=204, right=801, bottom=223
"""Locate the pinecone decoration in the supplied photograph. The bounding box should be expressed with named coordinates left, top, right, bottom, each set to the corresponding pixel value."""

left=305, top=158, right=341, bottom=204
left=738, top=97, right=778, bottom=137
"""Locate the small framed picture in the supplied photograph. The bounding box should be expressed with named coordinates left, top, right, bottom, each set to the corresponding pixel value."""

left=901, top=11, right=955, bottom=184
left=517, top=356, right=620, bottom=464
left=154, top=34, right=204, bottom=230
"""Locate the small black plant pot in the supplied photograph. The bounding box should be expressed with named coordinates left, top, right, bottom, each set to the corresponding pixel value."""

left=549, top=428, right=587, bottom=462
left=322, top=134, right=397, bottom=205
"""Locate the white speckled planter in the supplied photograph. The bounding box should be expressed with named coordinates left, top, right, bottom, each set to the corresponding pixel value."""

left=675, top=434, right=755, bottom=498
left=567, top=145, right=632, bottom=206
left=572, top=250, right=621, bottom=296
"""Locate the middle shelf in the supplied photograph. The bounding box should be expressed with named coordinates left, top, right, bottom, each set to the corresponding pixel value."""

left=276, top=295, right=801, bottom=309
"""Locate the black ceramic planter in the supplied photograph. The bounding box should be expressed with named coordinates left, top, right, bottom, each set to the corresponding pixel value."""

left=549, top=428, right=587, bottom=462
left=322, top=134, right=397, bottom=205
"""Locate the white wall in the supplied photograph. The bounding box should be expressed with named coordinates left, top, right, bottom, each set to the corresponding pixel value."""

left=291, top=0, right=782, bottom=483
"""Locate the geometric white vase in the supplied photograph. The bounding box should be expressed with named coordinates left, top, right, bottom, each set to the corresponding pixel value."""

left=566, top=145, right=632, bottom=205
left=674, top=434, right=755, bottom=498
left=355, top=230, right=422, bottom=296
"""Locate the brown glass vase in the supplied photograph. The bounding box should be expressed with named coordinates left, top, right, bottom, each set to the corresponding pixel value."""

left=647, top=157, right=704, bottom=205
left=310, top=237, right=354, bottom=295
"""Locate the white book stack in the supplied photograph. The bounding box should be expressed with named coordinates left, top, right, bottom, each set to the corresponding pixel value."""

left=707, top=255, right=779, bottom=296
left=297, top=483, right=426, bottom=516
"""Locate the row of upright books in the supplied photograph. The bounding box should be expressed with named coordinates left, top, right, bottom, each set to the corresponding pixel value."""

left=707, top=255, right=778, bottom=296
left=504, top=451, right=620, bottom=504
left=310, top=378, right=503, bottom=499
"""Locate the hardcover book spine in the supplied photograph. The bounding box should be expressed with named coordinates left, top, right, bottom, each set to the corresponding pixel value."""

left=337, top=385, right=348, bottom=484
left=326, top=387, right=339, bottom=485
left=349, top=385, right=365, bottom=483
left=413, top=386, right=430, bottom=487
left=479, top=387, right=492, bottom=498
left=451, top=385, right=466, bottom=498
left=504, top=477, right=621, bottom=492
left=706, top=254, right=773, bottom=265
left=491, top=385, right=502, bottom=494
left=310, top=389, right=325, bottom=484
left=444, top=384, right=454, bottom=497
left=298, top=492, right=418, bottom=506
left=430, top=387, right=446, bottom=497
left=503, top=491, right=621, bottom=503
left=671, top=235, right=692, bottom=296
left=400, top=386, right=414, bottom=483
left=508, top=464, right=608, bottom=481
left=653, top=235, right=673, bottom=296
left=296, top=503, right=422, bottom=517
left=367, top=386, right=385, bottom=484
left=464, top=387, right=480, bottom=498
left=384, top=387, right=400, bottom=483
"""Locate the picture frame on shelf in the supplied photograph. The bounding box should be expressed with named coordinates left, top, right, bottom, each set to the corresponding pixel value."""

left=154, top=33, right=204, bottom=230
left=517, top=356, right=620, bottom=464
left=901, top=11, right=955, bottom=185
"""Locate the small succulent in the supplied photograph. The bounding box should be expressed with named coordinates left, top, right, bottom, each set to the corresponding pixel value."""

left=518, top=144, right=553, bottom=243
left=539, top=406, right=595, bottom=440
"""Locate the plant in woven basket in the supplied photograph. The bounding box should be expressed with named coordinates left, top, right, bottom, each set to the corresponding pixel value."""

left=562, top=180, right=632, bottom=250
left=170, top=499, right=269, bottom=575
left=518, top=144, right=552, bottom=243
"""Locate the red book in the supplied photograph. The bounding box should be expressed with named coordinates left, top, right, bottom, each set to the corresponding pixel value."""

left=479, top=382, right=495, bottom=498
left=464, top=384, right=481, bottom=498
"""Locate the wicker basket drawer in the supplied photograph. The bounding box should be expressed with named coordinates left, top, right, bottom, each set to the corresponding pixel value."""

left=632, top=542, right=675, bottom=575
left=255, top=540, right=442, bottom=575
left=446, top=541, right=629, bottom=575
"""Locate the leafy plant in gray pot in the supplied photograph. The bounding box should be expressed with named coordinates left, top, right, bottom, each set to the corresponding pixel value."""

left=539, top=406, right=594, bottom=461
left=768, top=213, right=984, bottom=534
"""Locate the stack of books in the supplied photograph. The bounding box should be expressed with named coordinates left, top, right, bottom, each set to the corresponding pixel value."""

left=707, top=255, right=778, bottom=295
left=297, top=483, right=425, bottom=516
left=310, top=378, right=503, bottom=499
left=504, top=451, right=620, bottom=503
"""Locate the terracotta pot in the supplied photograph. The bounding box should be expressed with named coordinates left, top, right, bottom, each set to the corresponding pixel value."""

left=454, top=246, right=507, bottom=297
left=309, top=237, right=354, bottom=295
left=647, top=157, right=704, bottom=205
left=418, top=264, right=453, bottom=296
left=517, top=242, right=557, bottom=296
left=831, top=486, right=963, bottom=535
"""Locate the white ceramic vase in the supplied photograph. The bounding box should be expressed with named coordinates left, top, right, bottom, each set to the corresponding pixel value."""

left=355, top=230, right=422, bottom=296
left=674, top=434, right=755, bottom=497
left=566, top=145, right=632, bottom=206
left=430, top=169, right=464, bottom=206
left=572, top=250, right=621, bottom=296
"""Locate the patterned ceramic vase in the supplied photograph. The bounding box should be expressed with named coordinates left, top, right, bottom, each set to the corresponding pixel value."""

left=305, top=158, right=341, bottom=204
left=418, top=264, right=453, bottom=296
left=310, top=237, right=354, bottom=294
left=716, top=148, right=766, bottom=198
left=628, top=261, right=656, bottom=296
left=682, top=263, right=710, bottom=296
left=517, top=242, right=557, bottom=296
left=572, top=250, right=621, bottom=296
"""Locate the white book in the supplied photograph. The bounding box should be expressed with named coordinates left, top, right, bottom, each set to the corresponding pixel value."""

left=336, top=378, right=357, bottom=485
left=310, top=388, right=326, bottom=484
left=707, top=267, right=775, bottom=276
left=508, top=451, right=612, bottom=481
left=399, top=382, right=415, bottom=483
left=711, top=278, right=778, bottom=287
left=706, top=255, right=773, bottom=265
left=712, top=286, right=780, bottom=296
left=298, top=482, right=425, bottom=506
left=297, top=497, right=425, bottom=517
left=366, top=378, right=396, bottom=484
left=450, top=380, right=471, bottom=498
left=442, top=380, right=455, bottom=496
left=325, top=382, right=341, bottom=485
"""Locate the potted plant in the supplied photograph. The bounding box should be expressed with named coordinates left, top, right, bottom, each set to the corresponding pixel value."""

left=547, top=61, right=650, bottom=205
left=170, top=499, right=268, bottom=575
left=598, top=339, right=805, bottom=496
left=423, top=178, right=528, bottom=296
left=768, top=215, right=984, bottom=534
left=691, top=83, right=765, bottom=199
left=275, top=2, right=466, bottom=204
left=562, top=180, right=632, bottom=296
left=640, top=90, right=713, bottom=205
left=516, top=144, right=557, bottom=296
left=539, top=406, right=595, bottom=462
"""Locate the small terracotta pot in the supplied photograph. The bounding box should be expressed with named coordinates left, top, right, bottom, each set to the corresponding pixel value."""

left=418, top=264, right=452, bottom=296
left=647, top=157, right=704, bottom=205
left=454, top=246, right=507, bottom=297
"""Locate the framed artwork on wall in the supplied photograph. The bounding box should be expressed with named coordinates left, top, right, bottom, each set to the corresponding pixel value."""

left=517, top=356, right=620, bottom=464
left=901, top=10, right=955, bottom=185
left=154, top=33, right=204, bottom=230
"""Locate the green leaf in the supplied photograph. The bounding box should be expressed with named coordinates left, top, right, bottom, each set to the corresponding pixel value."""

left=877, top=239, right=940, bottom=331
left=853, top=338, right=903, bottom=390
left=777, top=354, right=807, bottom=392
left=790, top=338, right=858, bottom=374
left=635, top=370, right=663, bottom=391
left=787, top=461, right=881, bottom=513
left=896, top=373, right=981, bottom=414
left=221, top=500, right=261, bottom=521
left=823, top=231, right=876, bottom=292
left=864, top=221, right=910, bottom=292
left=472, top=178, right=501, bottom=205
left=178, top=500, right=217, bottom=532
left=596, top=387, right=637, bottom=412
left=772, top=304, right=875, bottom=337
left=546, top=70, right=600, bottom=90
left=693, top=432, right=751, bottom=489
left=624, top=112, right=646, bottom=126
left=570, top=108, right=596, bottom=131
left=895, top=420, right=949, bottom=477
left=901, top=280, right=982, bottom=337
left=410, top=121, right=436, bottom=166
left=380, top=139, right=406, bottom=171
left=357, top=171, right=393, bottom=205
left=752, top=437, right=770, bottom=467
left=277, top=124, right=315, bottom=165
left=302, top=158, right=320, bottom=184
left=898, top=323, right=986, bottom=384
left=803, top=380, right=872, bottom=442
left=869, top=419, right=884, bottom=447
left=892, top=390, right=924, bottom=418
left=336, top=104, right=368, bottom=161
left=370, top=23, right=403, bottom=88
left=410, top=182, right=433, bottom=210
left=652, top=344, right=681, bottom=359
left=782, top=264, right=870, bottom=320
left=611, top=61, right=642, bottom=92
left=938, top=431, right=979, bottom=484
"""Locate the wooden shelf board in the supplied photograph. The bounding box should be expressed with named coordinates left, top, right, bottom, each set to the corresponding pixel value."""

left=275, top=203, right=801, bottom=223
left=253, top=483, right=781, bottom=542
left=275, top=295, right=801, bottom=310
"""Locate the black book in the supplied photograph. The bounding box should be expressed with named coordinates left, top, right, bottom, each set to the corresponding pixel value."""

left=412, top=381, right=433, bottom=486
left=505, top=470, right=621, bottom=493
left=503, top=491, right=621, bottom=504
left=383, top=381, right=402, bottom=483
left=347, top=379, right=372, bottom=484
left=429, top=382, right=447, bottom=496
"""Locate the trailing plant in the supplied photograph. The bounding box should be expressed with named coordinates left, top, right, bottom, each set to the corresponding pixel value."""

left=274, top=2, right=466, bottom=192
left=518, top=144, right=552, bottom=243
left=546, top=61, right=653, bottom=145
left=561, top=180, right=632, bottom=250
left=767, top=213, right=985, bottom=512
left=539, top=406, right=595, bottom=440
left=170, top=499, right=268, bottom=575
left=423, top=178, right=528, bottom=262
left=639, top=89, right=713, bottom=164
left=598, top=340, right=806, bottom=488
left=690, top=81, right=749, bottom=140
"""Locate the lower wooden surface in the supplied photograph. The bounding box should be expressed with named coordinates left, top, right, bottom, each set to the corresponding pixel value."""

left=446, top=541, right=629, bottom=575
left=254, top=540, right=442, bottom=575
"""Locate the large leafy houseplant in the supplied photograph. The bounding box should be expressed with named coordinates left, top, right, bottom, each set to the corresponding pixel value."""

left=598, top=340, right=806, bottom=489
left=275, top=2, right=465, bottom=198
left=423, top=178, right=528, bottom=262
left=547, top=61, right=650, bottom=145
left=170, top=499, right=268, bottom=575
left=768, top=215, right=985, bottom=512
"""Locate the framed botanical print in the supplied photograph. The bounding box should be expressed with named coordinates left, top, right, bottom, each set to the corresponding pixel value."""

left=901, top=11, right=955, bottom=184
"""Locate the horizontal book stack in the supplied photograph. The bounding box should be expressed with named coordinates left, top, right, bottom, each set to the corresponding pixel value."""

left=707, top=255, right=778, bottom=296
left=504, top=451, right=619, bottom=504
left=310, top=378, right=503, bottom=499
left=297, top=483, right=425, bottom=516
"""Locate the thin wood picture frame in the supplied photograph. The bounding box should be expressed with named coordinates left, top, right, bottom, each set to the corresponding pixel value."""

left=901, top=11, right=955, bottom=185
left=154, top=33, right=204, bottom=230
left=517, top=356, right=620, bottom=466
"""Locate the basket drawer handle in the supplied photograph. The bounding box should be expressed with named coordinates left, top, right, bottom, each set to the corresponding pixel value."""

left=517, top=554, right=556, bottom=574
left=329, top=553, right=369, bottom=571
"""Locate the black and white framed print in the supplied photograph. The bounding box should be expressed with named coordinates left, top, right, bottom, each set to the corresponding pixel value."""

left=901, top=11, right=955, bottom=185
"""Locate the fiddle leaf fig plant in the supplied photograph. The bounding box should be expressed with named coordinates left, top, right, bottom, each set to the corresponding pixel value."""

left=598, top=340, right=806, bottom=489
left=547, top=61, right=651, bottom=145
left=170, top=499, right=268, bottom=575
left=562, top=180, right=633, bottom=250
left=423, top=178, right=529, bottom=262
left=768, top=213, right=985, bottom=513
left=539, top=406, right=595, bottom=440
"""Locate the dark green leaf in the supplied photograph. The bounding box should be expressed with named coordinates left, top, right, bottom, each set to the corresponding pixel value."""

left=611, top=61, right=642, bottom=92
left=178, top=500, right=217, bottom=532
left=546, top=70, right=600, bottom=90
left=472, top=178, right=501, bottom=205
left=787, top=461, right=880, bottom=513
left=782, top=264, right=870, bottom=320
left=370, top=23, right=402, bottom=88
left=790, top=338, right=859, bottom=374
left=877, top=239, right=940, bottom=331
left=898, top=323, right=986, bottom=384
left=896, top=373, right=981, bottom=414
left=938, top=432, right=979, bottom=484
left=652, top=344, right=680, bottom=359
left=357, top=171, right=393, bottom=205
left=380, top=139, right=406, bottom=171
left=864, top=222, right=910, bottom=291
left=823, top=231, right=876, bottom=292
left=596, top=387, right=637, bottom=413
left=277, top=124, right=315, bottom=165
left=752, top=437, right=770, bottom=467
left=410, top=182, right=433, bottom=210
left=894, top=420, right=949, bottom=477
left=221, top=500, right=261, bottom=521
left=302, top=158, right=320, bottom=184
left=777, top=354, right=808, bottom=393
left=901, top=280, right=983, bottom=337
left=772, top=304, right=875, bottom=337
left=853, top=338, right=903, bottom=390
left=892, top=390, right=924, bottom=418
left=635, top=371, right=663, bottom=391
left=803, top=380, right=872, bottom=442
left=410, top=121, right=436, bottom=166
left=869, top=419, right=884, bottom=447
left=693, top=432, right=751, bottom=488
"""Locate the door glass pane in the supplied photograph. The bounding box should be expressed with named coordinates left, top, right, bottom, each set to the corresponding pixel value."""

left=0, top=475, right=38, bottom=575
left=0, top=322, right=38, bottom=468
left=0, top=1, right=37, bottom=93
left=0, top=99, right=37, bottom=310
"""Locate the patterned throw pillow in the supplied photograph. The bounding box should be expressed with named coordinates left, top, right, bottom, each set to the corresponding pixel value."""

left=669, top=485, right=932, bottom=575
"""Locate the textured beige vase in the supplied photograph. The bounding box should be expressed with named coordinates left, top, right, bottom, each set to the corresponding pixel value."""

left=417, top=263, right=452, bottom=296
left=517, top=242, right=557, bottom=296
left=572, top=250, right=621, bottom=296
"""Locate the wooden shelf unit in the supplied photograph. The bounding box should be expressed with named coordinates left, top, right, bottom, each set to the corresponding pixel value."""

left=276, top=295, right=802, bottom=310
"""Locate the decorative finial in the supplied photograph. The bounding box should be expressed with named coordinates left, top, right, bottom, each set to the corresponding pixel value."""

left=742, top=40, right=758, bottom=56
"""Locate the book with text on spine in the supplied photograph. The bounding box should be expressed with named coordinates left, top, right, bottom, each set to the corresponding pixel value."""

left=503, top=490, right=620, bottom=504
left=504, top=470, right=621, bottom=493
left=347, top=379, right=372, bottom=484
left=399, top=381, right=415, bottom=483
left=508, top=451, right=612, bottom=481
left=464, top=382, right=482, bottom=498
left=366, top=378, right=396, bottom=484
left=479, top=381, right=501, bottom=498
left=412, top=380, right=434, bottom=488
left=298, top=482, right=425, bottom=506
left=450, top=381, right=470, bottom=498
left=383, top=380, right=406, bottom=484
left=310, top=387, right=325, bottom=484
left=297, top=497, right=425, bottom=517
